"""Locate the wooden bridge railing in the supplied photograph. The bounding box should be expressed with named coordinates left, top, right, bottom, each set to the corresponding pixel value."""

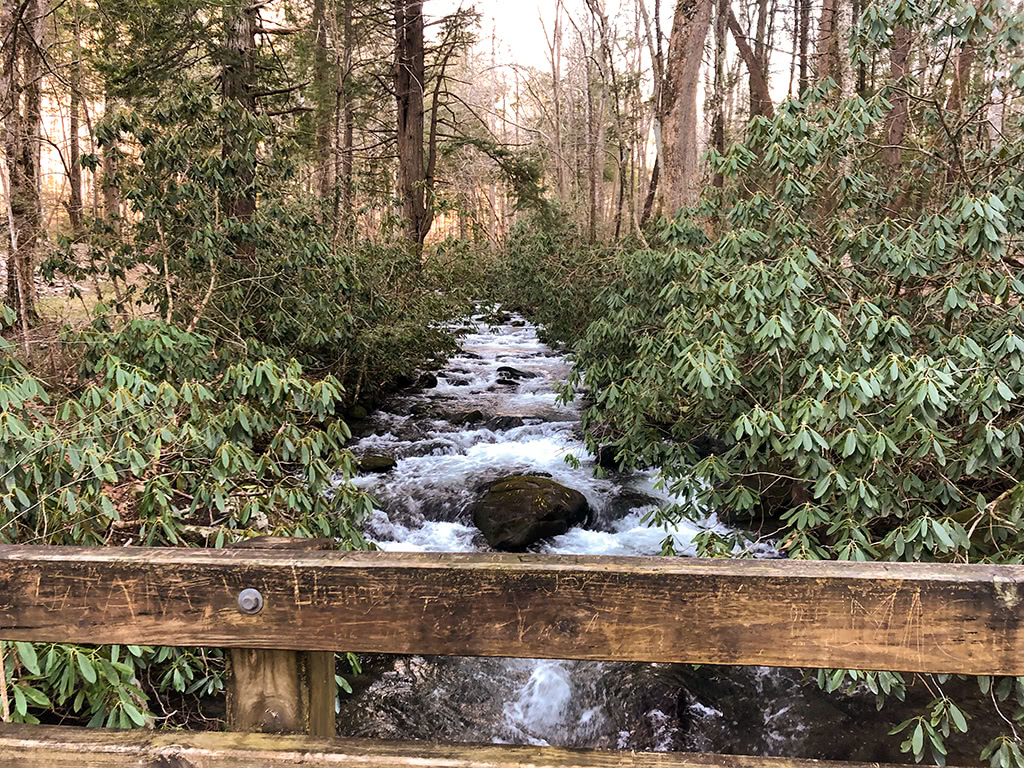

left=1, top=543, right=1022, bottom=767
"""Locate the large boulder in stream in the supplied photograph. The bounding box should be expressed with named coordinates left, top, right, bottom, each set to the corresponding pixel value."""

left=472, top=475, right=590, bottom=551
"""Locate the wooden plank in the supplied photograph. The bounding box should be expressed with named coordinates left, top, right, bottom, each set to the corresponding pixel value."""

left=226, top=537, right=336, bottom=737
left=0, top=724, right=966, bottom=768
left=1, top=546, right=1023, bottom=673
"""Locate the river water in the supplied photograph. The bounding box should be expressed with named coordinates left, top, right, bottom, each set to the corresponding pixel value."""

left=338, top=313, right=919, bottom=761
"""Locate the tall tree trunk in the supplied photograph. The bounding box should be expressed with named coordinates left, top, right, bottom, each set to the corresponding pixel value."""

left=658, top=0, right=713, bottom=214
left=222, top=0, right=258, bottom=228
left=638, top=0, right=663, bottom=226
left=798, top=0, right=810, bottom=94
left=711, top=0, right=726, bottom=188
left=68, top=0, right=84, bottom=236
left=815, top=0, right=842, bottom=85
left=100, top=12, right=121, bottom=229
left=393, top=0, right=431, bottom=246
left=3, top=0, right=45, bottom=323
left=884, top=25, right=909, bottom=169
left=338, top=0, right=355, bottom=233
left=751, top=0, right=769, bottom=115
left=545, top=0, right=566, bottom=202
left=852, top=0, right=866, bottom=95
left=727, top=9, right=774, bottom=119
left=585, top=33, right=598, bottom=243
left=944, top=1, right=983, bottom=114
left=312, top=0, right=333, bottom=202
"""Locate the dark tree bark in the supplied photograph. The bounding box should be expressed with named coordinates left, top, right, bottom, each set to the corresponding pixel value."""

left=3, top=0, right=45, bottom=324
left=815, top=0, right=842, bottom=86
left=944, top=0, right=984, bottom=114
left=711, top=0, right=726, bottom=188
left=68, top=0, right=84, bottom=236
left=751, top=0, right=769, bottom=116
left=100, top=11, right=121, bottom=229
left=312, top=0, right=333, bottom=202
left=798, top=0, right=810, bottom=94
left=338, top=0, right=355, bottom=231
left=393, top=0, right=432, bottom=246
left=221, top=0, right=258, bottom=226
left=727, top=8, right=774, bottom=119
left=852, top=0, right=867, bottom=95
left=884, top=25, right=910, bottom=169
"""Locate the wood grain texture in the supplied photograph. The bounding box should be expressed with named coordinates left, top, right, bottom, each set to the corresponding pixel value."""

left=0, top=725, right=966, bottom=768
left=226, top=537, right=336, bottom=737
left=2, top=546, right=1024, bottom=673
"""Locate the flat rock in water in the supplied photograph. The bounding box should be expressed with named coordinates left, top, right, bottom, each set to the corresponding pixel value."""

left=496, top=366, right=538, bottom=380
left=471, top=475, right=590, bottom=551
left=450, top=409, right=485, bottom=426
left=487, top=415, right=525, bottom=431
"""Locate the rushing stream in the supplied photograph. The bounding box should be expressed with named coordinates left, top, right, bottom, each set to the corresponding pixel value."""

left=337, top=313, right=928, bottom=762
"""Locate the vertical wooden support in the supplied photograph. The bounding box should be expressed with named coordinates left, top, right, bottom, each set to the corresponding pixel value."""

left=227, top=537, right=337, bottom=737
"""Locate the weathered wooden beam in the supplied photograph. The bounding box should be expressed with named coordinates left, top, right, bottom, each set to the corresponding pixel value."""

left=0, top=725, right=968, bottom=768
left=227, top=537, right=336, bottom=737
left=1, top=546, right=1023, bottom=674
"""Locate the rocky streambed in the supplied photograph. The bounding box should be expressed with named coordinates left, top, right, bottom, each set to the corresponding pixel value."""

left=339, top=312, right=985, bottom=763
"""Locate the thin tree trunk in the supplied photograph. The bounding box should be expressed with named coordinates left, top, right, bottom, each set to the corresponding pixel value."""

left=638, top=0, right=663, bottom=226
left=798, top=0, right=810, bottom=95
left=944, top=1, right=983, bottom=114
left=544, top=0, right=566, bottom=202
left=751, top=0, right=769, bottom=116
left=852, top=0, right=866, bottom=94
left=884, top=25, right=909, bottom=169
left=727, top=9, right=774, bottom=119
left=312, top=0, right=333, bottom=202
left=711, top=0, right=726, bottom=188
left=340, top=0, right=355, bottom=233
left=586, top=34, right=598, bottom=243
left=100, top=12, right=121, bottom=229
left=68, top=0, right=84, bottom=236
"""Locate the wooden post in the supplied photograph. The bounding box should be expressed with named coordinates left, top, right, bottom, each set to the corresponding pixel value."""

left=227, top=537, right=336, bottom=737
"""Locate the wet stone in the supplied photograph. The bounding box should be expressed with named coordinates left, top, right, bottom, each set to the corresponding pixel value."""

left=472, top=475, right=590, bottom=551
left=496, top=366, right=538, bottom=380
left=416, top=372, right=439, bottom=389
left=450, top=410, right=485, bottom=426
left=357, top=455, right=397, bottom=473
left=487, top=415, right=525, bottom=431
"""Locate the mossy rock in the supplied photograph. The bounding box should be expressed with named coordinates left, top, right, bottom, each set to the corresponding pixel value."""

left=471, top=475, right=590, bottom=551
left=357, top=455, right=397, bottom=473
